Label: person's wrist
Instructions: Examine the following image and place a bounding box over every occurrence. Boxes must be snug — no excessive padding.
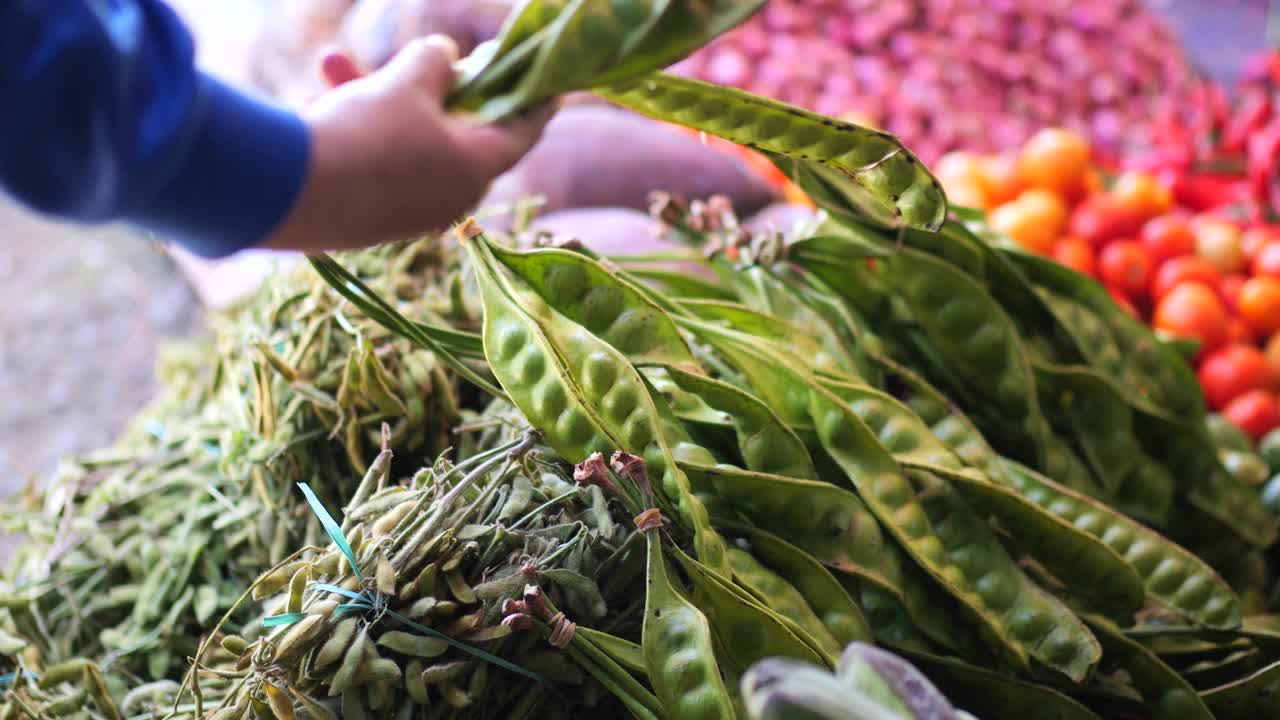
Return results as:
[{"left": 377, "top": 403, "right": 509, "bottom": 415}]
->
[{"left": 264, "top": 114, "right": 361, "bottom": 251}]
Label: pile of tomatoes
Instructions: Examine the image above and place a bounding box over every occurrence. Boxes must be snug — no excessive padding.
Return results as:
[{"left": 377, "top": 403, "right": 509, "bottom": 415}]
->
[{"left": 938, "top": 127, "right": 1280, "bottom": 440}]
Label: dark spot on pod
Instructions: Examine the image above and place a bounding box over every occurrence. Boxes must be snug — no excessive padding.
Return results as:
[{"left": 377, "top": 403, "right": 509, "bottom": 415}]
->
[
  {"left": 797, "top": 154, "right": 807, "bottom": 160},
  {"left": 781, "top": 107, "right": 807, "bottom": 118},
  {"left": 654, "top": 609, "right": 662, "bottom": 618},
  {"left": 894, "top": 208, "right": 903, "bottom": 216},
  {"left": 829, "top": 525, "right": 842, "bottom": 537},
  {"left": 890, "top": 195, "right": 899, "bottom": 202},
  {"left": 819, "top": 119, "right": 836, "bottom": 127},
  {"left": 904, "top": 156, "right": 916, "bottom": 165},
  {"left": 932, "top": 180, "right": 942, "bottom": 190}
]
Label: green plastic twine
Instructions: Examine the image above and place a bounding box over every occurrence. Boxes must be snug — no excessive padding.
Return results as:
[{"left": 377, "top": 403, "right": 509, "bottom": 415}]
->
[
  {"left": 263, "top": 483, "right": 546, "bottom": 686},
  {"left": 296, "top": 483, "right": 363, "bottom": 582},
  {"left": 261, "top": 614, "right": 307, "bottom": 628}
]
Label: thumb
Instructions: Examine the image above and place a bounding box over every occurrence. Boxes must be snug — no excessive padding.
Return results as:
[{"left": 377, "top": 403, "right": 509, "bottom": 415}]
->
[{"left": 385, "top": 34, "right": 461, "bottom": 100}]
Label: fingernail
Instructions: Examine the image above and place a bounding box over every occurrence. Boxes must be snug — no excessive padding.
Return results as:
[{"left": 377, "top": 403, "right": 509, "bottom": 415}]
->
[{"left": 424, "top": 34, "right": 460, "bottom": 64}]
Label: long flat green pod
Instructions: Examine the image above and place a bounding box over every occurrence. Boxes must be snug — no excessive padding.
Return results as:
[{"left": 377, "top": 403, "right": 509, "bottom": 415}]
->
[
  {"left": 808, "top": 385, "right": 1100, "bottom": 678},
  {"left": 878, "top": 247, "right": 1050, "bottom": 464},
  {"left": 890, "top": 359, "right": 1231, "bottom": 627},
  {"left": 1002, "top": 461, "right": 1241, "bottom": 630},
  {"left": 673, "top": 546, "right": 831, "bottom": 670},
  {"left": 1200, "top": 659, "right": 1280, "bottom": 719},
  {"left": 907, "top": 470, "right": 1101, "bottom": 682},
  {"left": 891, "top": 647, "right": 1102, "bottom": 720},
  {"left": 724, "top": 546, "right": 844, "bottom": 662},
  {"left": 485, "top": 242, "right": 701, "bottom": 373},
  {"left": 1005, "top": 249, "right": 1202, "bottom": 419},
  {"left": 680, "top": 461, "right": 903, "bottom": 596},
  {"left": 467, "top": 232, "right": 729, "bottom": 574},
  {"left": 1083, "top": 614, "right": 1214, "bottom": 720},
  {"left": 675, "top": 316, "right": 818, "bottom": 434},
  {"left": 599, "top": 73, "right": 946, "bottom": 231},
  {"left": 940, "top": 470, "right": 1145, "bottom": 616},
  {"left": 640, "top": 365, "right": 734, "bottom": 428},
  {"left": 652, "top": 363, "right": 817, "bottom": 480},
  {"left": 590, "top": 1, "right": 765, "bottom": 88},
  {"left": 451, "top": 1, "right": 764, "bottom": 120},
  {"left": 642, "top": 530, "right": 736, "bottom": 720},
  {"left": 722, "top": 523, "right": 872, "bottom": 647},
  {"left": 1034, "top": 362, "right": 1140, "bottom": 497}
]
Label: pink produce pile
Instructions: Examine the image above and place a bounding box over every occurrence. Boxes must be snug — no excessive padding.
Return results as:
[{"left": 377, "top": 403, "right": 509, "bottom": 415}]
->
[{"left": 672, "top": 0, "right": 1201, "bottom": 164}]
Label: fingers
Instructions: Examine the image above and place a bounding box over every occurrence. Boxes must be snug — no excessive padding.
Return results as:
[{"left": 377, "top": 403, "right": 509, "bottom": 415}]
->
[
  {"left": 385, "top": 34, "right": 461, "bottom": 100},
  {"left": 319, "top": 49, "right": 365, "bottom": 88},
  {"left": 459, "top": 99, "right": 560, "bottom": 176}
]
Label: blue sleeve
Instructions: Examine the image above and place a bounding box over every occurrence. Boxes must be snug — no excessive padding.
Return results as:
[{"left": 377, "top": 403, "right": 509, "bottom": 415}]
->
[{"left": 0, "top": 0, "right": 312, "bottom": 258}]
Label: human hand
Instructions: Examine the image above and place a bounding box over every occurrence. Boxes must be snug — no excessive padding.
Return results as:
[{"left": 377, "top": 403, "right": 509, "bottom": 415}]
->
[{"left": 264, "top": 35, "right": 555, "bottom": 252}]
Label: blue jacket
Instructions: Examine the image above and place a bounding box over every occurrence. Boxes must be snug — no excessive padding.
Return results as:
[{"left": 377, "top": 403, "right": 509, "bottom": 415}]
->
[{"left": 0, "top": 0, "right": 310, "bottom": 258}]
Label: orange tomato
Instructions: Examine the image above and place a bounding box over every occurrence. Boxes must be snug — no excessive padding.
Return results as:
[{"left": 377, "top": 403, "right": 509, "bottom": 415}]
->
[
  {"left": 1099, "top": 241, "right": 1153, "bottom": 296},
  {"left": 1016, "top": 188, "right": 1068, "bottom": 234},
  {"left": 1265, "top": 333, "right": 1280, "bottom": 378},
  {"left": 945, "top": 180, "right": 989, "bottom": 210},
  {"left": 1139, "top": 215, "right": 1196, "bottom": 265},
  {"left": 1153, "top": 282, "right": 1229, "bottom": 355},
  {"left": 1194, "top": 218, "right": 1247, "bottom": 274},
  {"left": 1053, "top": 237, "right": 1096, "bottom": 277},
  {"left": 976, "top": 154, "right": 1023, "bottom": 205},
  {"left": 1239, "top": 276, "right": 1280, "bottom": 335},
  {"left": 1222, "top": 389, "right": 1280, "bottom": 440},
  {"left": 935, "top": 151, "right": 986, "bottom": 188},
  {"left": 1198, "top": 344, "right": 1276, "bottom": 410},
  {"left": 1111, "top": 171, "right": 1172, "bottom": 221},
  {"left": 1151, "top": 256, "right": 1222, "bottom": 300},
  {"left": 1083, "top": 167, "right": 1104, "bottom": 195},
  {"left": 989, "top": 199, "right": 1057, "bottom": 255},
  {"left": 1017, "top": 128, "right": 1092, "bottom": 197}
]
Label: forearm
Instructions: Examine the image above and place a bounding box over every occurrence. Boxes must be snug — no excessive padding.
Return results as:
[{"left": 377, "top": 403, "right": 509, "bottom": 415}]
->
[{"left": 0, "top": 0, "right": 310, "bottom": 258}]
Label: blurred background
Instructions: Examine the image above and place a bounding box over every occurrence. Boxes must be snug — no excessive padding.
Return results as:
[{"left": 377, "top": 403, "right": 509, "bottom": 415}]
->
[{"left": 0, "top": 0, "right": 1275, "bottom": 499}]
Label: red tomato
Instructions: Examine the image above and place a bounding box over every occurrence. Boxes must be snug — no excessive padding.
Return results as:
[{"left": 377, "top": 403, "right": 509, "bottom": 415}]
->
[
  {"left": 1220, "top": 274, "right": 1248, "bottom": 312},
  {"left": 1098, "top": 242, "right": 1153, "bottom": 296},
  {"left": 1140, "top": 215, "right": 1196, "bottom": 265},
  {"left": 1053, "top": 237, "right": 1096, "bottom": 277},
  {"left": 1108, "top": 288, "right": 1140, "bottom": 318},
  {"left": 1070, "top": 195, "right": 1144, "bottom": 247},
  {"left": 1198, "top": 344, "right": 1276, "bottom": 409},
  {"left": 1222, "top": 389, "right": 1280, "bottom": 440},
  {"left": 1242, "top": 227, "right": 1278, "bottom": 258},
  {"left": 1153, "top": 282, "right": 1229, "bottom": 355},
  {"left": 1228, "top": 317, "right": 1255, "bottom": 344},
  {"left": 1252, "top": 241, "right": 1280, "bottom": 277},
  {"left": 1239, "top": 276, "right": 1280, "bottom": 335},
  {"left": 1151, "top": 257, "right": 1222, "bottom": 300}
]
